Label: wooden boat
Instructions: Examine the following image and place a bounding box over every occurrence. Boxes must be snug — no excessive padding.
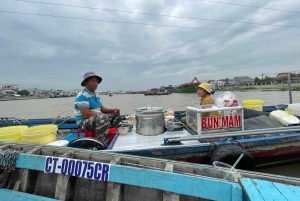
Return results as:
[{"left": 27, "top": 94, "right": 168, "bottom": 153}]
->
[
  {"left": 1, "top": 104, "right": 300, "bottom": 171},
  {"left": 143, "top": 90, "right": 171, "bottom": 96},
  {"left": 0, "top": 142, "right": 300, "bottom": 201}
]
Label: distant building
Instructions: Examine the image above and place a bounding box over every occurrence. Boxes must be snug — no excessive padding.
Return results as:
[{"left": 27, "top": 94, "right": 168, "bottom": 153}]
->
[
  {"left": 0, "top": 84, "right": 19, "bottom": 95},
  {"left": 28, "top": 88, "right": 39, "bottom": 96},
  {"left": 291, "top": 77, "right": 300, "bottom": 83},
  {"left": 215, "top": 80, "right": 226, "bottom": 88},
  {"left": 232, "top": 76, "right": 254, "bottom": 86},
  {"left": 276, "top": 73, "right": 288, "bottom": 78}
]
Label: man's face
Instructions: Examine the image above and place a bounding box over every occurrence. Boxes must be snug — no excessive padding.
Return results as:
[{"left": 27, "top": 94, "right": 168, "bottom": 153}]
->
[{"left": 85, "top": 77, "right": 99, "bottom": 92}]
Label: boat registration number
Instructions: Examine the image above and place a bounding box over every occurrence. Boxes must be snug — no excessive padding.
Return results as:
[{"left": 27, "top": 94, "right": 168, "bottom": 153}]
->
[{"left": 44, "top": 156, "right": 110, "bottom": 181}]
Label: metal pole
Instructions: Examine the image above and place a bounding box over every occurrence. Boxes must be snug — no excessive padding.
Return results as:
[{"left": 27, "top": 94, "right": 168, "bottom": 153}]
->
[
  {"left": 166, "top": 126, "right": 300, "bottom": 142},
  {"left": 288, "top": 73, "right": 292, "bottom": 104}
]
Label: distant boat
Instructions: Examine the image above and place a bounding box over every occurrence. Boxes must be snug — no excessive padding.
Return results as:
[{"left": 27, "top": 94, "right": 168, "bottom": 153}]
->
[
  {"left": 172, "top": 77, "right": 216, "bottom": 94},
  {"left": 109, "top": 93, "right": 113, "bottom": 96},
  {"left": 143, "top": 90, "right": 171, "bottom": 96},
  {"left": 172, "top": 77, "right": 200, "bottom": 93}
]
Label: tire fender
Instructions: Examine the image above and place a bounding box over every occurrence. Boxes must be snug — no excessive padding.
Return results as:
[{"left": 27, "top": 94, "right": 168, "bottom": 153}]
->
[{"left": 209, "top": 144, "right": 255, "bottom": 171}]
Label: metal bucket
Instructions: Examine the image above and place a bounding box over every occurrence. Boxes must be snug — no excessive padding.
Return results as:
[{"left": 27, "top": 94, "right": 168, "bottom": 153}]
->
[{"left": 135, "top": 111, "right": 165, "bottom": 136}]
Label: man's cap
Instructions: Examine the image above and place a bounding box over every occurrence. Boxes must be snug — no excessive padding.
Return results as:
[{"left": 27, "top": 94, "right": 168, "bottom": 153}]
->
[{"left": 81, "top": 72, "right": 102, "bottom": 86}]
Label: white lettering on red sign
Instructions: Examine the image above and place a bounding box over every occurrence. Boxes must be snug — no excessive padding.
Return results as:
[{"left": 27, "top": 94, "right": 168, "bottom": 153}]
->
[{"left": 201, "top": 115, "right": 241, "bottom": 129}]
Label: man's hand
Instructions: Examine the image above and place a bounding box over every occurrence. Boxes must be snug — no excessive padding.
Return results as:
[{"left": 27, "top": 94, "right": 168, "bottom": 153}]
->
[{"left": 113, "top": 108, "right": 120, "bottom": 114}]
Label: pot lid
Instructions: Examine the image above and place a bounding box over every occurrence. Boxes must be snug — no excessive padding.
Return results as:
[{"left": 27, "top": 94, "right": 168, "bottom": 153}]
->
[
  {"left": 135, "top": 106, "right": 164, "bottom": 112},
  {"left": 135, "top": 111, "right": 164, "bottom": 116}
]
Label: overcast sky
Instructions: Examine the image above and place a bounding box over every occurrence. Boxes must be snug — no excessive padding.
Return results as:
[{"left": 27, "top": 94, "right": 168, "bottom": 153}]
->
[{"left": 1, "top": 0, "right": 300, "bottom": 91}]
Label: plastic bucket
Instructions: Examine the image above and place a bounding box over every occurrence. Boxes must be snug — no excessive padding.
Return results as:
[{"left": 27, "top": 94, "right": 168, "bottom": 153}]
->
[
  {"left": 21, "top": 125, "right": 58, "bottom": 144},
  {"left": 0, "top": 125, "right": 28, "bottom": 142},
  {"left": 242, "top": 99, "right": 264, "bottom": 111},
  {"left": 108, "top": 128, "right": 118, "bottom": 145},
  {"left": 288, "top": 103, "right": 300, "bottom": 116}
]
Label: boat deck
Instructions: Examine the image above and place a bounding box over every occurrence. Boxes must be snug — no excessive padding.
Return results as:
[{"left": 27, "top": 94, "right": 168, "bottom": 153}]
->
[
  {"left": 63, "top": 127, "right": 201, "bottom": 151},
  {"left": 111, "top": 127, "right": 201, "bottom": 151},
  {"left": 240, "top": 178, "right": 300, "bottom": 201}
]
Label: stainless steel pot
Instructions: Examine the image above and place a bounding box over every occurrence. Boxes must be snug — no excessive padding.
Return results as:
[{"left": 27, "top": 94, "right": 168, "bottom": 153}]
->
[
  {"left": 135, "top": 106, "right": 164, "bottom": 113},
  {"left": 135, "top": 111, "right": 165, "bottom": 136}
]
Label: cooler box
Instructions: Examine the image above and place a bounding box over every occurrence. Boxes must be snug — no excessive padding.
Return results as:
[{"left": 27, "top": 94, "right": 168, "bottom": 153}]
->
[
  {"left": 186, "top": 105, "right": 244, "bottom": 135},
  {"left": 242, "top": 99, "right": 264, "bottom": 111}
]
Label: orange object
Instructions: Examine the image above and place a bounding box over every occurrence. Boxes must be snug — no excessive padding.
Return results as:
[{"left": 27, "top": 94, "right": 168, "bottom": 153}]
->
[
  {"left": 108, "top": 128, "right": 118, "bottom": 145},
  {"left": 77, "top": 129, "right": 96, "bottom": 139}
]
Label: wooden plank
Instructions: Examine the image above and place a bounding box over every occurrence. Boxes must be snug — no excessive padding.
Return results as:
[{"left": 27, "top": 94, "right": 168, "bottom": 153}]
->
[
  {"left": 239, "top": 178, "right": 264, "bottom": 201},
  {"left": 240, "top": 178, "right": 289, "bottom": 201},
  {"left": 109, "top": 164, "right": 243, "bottom": 201},
  {"left": 13, "top": 153, "right": 243, "bottom": 200},
  {"left": 106, "top": 156, "right": 122, "bottom": 201},
  {"left": 13, "top": 148, "right": 42, "bottom": 192},
  {"left": 163, "top": 163, "right": 179, "bottom": 201},
  {"left": 26, "top": 147, "right": 41, "bottom": 155},
  {"left": 54, "top": 151, "right": 75, "bottom": 201},
  {"left": 0, "top": 144, "right": 10, "bottom": 149},
  {"left": 15, "top": 153, "right": 45, "bottom": 171},
  {"left": 0, "top": 188, "right": 60, "bottom": 201},
  {"left": 268, "top": 181, "right": 300, "bottom": 201},
  {"left": 250, "top": 179, "right": 288, "bottom": 201}
]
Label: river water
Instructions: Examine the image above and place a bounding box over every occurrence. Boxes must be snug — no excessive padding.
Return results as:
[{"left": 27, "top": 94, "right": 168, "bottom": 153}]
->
[
  {"left": 1, "top": 90, "right": 299, "bottom": 118},
  {"left": 1, "top": 90, "right": 300, "bottom": 177}
]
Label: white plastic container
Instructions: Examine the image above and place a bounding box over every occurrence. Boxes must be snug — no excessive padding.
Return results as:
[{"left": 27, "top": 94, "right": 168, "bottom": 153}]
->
[
  {"left": 269, "top": 110, "right": 300, "bottom": 126},
  {"left": 47, "top": 140, "right": 69, "bottom": 146},
  {"left": 288, "top": 103, "right": 300, "bottom": 116}
]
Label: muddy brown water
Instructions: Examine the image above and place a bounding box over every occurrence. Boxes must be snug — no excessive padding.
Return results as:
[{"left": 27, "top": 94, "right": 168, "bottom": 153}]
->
[{"left": 1, "top": 91, "right": 300, "bottom": 178}]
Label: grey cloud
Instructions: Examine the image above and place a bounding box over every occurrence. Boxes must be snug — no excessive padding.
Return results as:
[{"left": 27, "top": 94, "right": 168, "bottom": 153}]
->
[{"left": 1, "top": 0, "right": 300, "bottom": 91}]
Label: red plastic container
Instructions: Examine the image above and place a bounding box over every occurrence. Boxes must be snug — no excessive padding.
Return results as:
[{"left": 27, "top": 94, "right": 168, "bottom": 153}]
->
[{"left": 108, "top": 128, "right": 118, "bottom": 145}]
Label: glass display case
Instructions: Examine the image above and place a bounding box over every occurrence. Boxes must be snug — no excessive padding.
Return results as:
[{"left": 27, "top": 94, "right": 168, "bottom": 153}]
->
[{"left": 186, "top": 105, "right": 244, "bottom": 135}]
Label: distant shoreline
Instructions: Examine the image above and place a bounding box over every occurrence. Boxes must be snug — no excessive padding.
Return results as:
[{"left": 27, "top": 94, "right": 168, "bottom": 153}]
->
[
  {"left": 0, "top": 96, "right": 68, "bottom": 101},
  {"left": 219, "top": 82, "right": 300, "bottom": 91},
  {"left": 1, "top": 83, "right": 300, "bottom": 101}
]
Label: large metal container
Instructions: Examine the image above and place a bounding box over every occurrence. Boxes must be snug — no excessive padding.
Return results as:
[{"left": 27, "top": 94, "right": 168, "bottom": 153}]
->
[
  {"left": 135, "top": 106, "right": 164, "bottom": 113},
  {"left": 135, "top": 111, "right": 165, "bottom": 136}
]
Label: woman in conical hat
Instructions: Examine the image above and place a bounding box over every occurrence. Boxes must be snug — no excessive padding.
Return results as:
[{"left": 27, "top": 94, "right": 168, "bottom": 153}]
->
[
  {"left": 195, "top": 83, "right": 214, "bottom": 105},
  {"left": 181, "top": 83, "right": 218, "bottom": 124},
  {"left": 195, "top": 83, "right": 219, "bottom": 118}
]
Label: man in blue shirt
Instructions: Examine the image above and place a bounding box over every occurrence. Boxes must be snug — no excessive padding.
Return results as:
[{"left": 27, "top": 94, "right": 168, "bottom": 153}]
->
[{"left": 74, "top": 72, "right": 120, "bottom": 143}]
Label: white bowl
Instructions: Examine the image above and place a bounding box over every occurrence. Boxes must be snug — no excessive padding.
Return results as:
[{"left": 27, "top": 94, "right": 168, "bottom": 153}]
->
[{"left": 119, "top": 127, "right": 129, "bottom": 135}]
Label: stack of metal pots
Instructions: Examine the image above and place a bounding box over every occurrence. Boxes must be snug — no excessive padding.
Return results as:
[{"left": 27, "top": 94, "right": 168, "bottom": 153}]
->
[{"left": 135, "top": 106, "right": 165, "bottom": 136}]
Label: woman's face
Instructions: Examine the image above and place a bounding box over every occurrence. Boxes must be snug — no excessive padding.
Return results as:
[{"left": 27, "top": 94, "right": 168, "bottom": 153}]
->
[{"left": 197, "top": 88, "right": 207, "bottom": 97}]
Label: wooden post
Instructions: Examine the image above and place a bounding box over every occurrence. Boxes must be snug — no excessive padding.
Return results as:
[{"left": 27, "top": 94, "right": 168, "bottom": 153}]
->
[
  {"left": 13, "top": 148, "right": 41, "bottom": 192},
  {"left": 106, "top": 156, "right": 122, "bottom": 201},
  {"left": 288, "top": 73, "right": 292, "bottom": 104},
  {"left": 163, "top": 162, "right": 180, "bottom": 201},
  {"left": 54, "top": 151, "right": 75, "bottom": 201}
]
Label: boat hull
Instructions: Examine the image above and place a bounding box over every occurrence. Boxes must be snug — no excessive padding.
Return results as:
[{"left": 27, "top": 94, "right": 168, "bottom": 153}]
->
[
  {"left": 172, "top": 85, "right": 197, "bottom": 93},
  {"left": 1, "top": 143, "right": 300, "bottom": 201},
  {"left": 1, "top": 105, "right": 299, "bottom": 170}
]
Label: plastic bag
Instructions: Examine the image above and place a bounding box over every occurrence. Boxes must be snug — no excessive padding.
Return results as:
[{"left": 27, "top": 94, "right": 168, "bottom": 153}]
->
[
  {"left": 165, "top": 108, "right": 174, "bottom": 116},
  {"left": 215, "top": 91, "right": 239, "bottom": 107}
]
